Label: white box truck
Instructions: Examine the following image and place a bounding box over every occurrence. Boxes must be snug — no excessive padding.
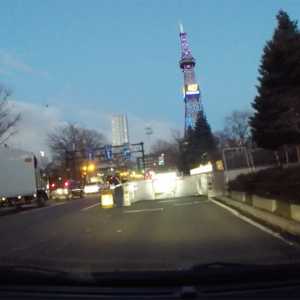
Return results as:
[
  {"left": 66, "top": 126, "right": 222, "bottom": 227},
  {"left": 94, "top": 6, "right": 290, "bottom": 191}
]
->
[{"left": 0, "top": 147, "right": 49, "bottom": 208}]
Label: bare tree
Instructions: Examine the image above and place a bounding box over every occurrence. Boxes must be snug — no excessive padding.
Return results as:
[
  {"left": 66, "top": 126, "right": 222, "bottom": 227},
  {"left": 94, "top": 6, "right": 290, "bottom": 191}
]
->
[
  {"left": 0, "top": 84, "right": 21, "bottom": 145},
  {"left": 222, "top": 110, "right": 253, "bottom": 147},
  {"left": 82, "top": 128, "right": 106, "bottom": 150},
  {"left": 112, "top": 156, "right": 132, "bottom": 170},
  {"left": 170, "top": 129, "right": 183, "bottom": 153},
  {"left": 150, "top": 139, "right": 172, "bottom": 154},
  {"left": 46, "top": 123, "right": 106, "bottom": 178}
]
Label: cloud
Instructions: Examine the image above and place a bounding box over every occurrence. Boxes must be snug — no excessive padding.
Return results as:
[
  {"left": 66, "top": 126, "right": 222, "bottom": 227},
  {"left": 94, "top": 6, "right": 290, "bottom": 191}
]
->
[
  {"left": 0, "top": 49, "right": 33, "bottom": 73},
  {"left": 7, "top": 101, "right": 62, "bottom": 157},
  {"left": 0, "top": 67, "right": 12, "bottom": 76},
  {"left": 5, "top": 100, "right": 180, "bottom": 160},
  {"left": 0, "top": 49, "right": 53, "bottom": 79}
]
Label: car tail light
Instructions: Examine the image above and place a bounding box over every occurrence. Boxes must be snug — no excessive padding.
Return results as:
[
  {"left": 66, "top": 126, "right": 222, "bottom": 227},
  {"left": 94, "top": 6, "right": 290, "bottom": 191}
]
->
[
  {"left": 64, "top": 182, "right": 69, "bottom": 187},
  {"left": 51, "top": 183, "right": 55, "bottom": 188}
]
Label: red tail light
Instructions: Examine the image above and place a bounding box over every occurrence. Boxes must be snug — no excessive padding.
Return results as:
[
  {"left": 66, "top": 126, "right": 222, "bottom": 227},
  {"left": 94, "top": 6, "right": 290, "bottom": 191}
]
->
[
  {"left": 64, "top": 182, "right": 69, "bottom": 187},
  {"left": 51, "top": 183, "right": 55, "bottom": 188}
]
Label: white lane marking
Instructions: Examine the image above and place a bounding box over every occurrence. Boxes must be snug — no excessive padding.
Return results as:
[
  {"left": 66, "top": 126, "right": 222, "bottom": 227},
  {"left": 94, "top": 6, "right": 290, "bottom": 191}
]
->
[
  {"left": 82, "top": 203, "right": 101, "bottom": 211},
  {"left": 158, "top": 200, "right": 177, "bottom": 203},
  {"left": 174, "top": 201, "right": 200, "bottom": 206},
  {"left": 123, "top": 208, "right": 163, "bottom": 213},
  {"left": 208, "top": 198, "right": 294, "bottom": 246},
  {"left": 20, "top": 203, "right": 65, "bottom": 214}
]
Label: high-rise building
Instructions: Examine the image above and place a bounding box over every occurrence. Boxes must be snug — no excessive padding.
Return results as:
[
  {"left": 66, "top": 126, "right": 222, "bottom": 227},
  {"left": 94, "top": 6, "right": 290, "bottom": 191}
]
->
[{"left": 111, "top": 115, "right": 129, "bottom": 146}]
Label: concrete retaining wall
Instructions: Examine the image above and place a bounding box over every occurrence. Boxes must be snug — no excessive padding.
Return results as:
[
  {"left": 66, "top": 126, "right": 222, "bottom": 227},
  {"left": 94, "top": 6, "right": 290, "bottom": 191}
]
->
[
  {"left": 291, "top": 204, "right": 300, "bottom": 222},
  {"left": 252, "top": 195, "right": 277, "bottom": 212},
  {"left": 231, "top": 191, "right": 246, "bottom": 202},
  {"left": 225, "top": 166, "right": 272, "bottom": 182},
  {"left": 214, "top": 195, "right": 300, "bottom": 236}
]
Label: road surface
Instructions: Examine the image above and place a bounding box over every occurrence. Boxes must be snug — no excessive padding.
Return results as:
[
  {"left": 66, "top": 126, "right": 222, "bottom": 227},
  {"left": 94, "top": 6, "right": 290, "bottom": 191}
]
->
[{"left": 0, "top": 195, "right": 299, "bottom": 272}]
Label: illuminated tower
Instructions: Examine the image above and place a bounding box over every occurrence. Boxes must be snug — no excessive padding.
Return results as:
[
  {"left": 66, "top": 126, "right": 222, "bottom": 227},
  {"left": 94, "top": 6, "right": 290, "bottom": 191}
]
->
[{"left": 179, "top": 23, "right": 204, "bottom": 135}]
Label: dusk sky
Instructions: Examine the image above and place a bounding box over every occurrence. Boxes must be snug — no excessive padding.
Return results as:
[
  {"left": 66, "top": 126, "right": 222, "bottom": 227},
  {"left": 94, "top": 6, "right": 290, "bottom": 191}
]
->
[{"left": 0, "top": 0, "right": 300, "bottom": 154}]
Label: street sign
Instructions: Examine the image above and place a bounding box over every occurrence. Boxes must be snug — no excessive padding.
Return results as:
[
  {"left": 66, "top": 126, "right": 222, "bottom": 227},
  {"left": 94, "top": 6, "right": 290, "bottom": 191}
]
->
[
  {"left": 87, "top": 147, "right": 94, "bottom": 161},
  {"left": 123, "top": 148, "right": 131, "bottom": 157},
  {"left": 122, "top": 143, "right": 131, "bottom": 157},
  {"left": 104, "top": 145, "right": 113, "bottom": 159},
  {"left": 158, "top": 156, "right": 164, "bottom": 165}
]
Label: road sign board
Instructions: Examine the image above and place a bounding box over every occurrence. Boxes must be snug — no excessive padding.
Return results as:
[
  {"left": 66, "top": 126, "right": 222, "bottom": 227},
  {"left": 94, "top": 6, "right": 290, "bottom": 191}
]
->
[
  {"left": 87, "top": 147, "right": 94, "bottom": 161},
  {"left": 158, "top": 156, "right": 164, "bottom": 165},
  {"left": 104, "top": 145, "right": 113, "bottom": 159},
  {"left": 123, "top": 148, "right": 131, "bottom": 157},
  {"left": 104, "top": 150, "right": 113, "bottom": 159}
]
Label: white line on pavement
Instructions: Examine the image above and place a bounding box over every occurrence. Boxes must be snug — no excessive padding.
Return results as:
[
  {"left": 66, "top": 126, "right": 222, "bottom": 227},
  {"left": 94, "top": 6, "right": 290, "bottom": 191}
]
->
[
  {"left": 123, "top": 208, "right": 163, "bottom": 213},
  {"left": 82, "top": 203, "right": 101, "bottom": 211},
  {"left": 20, "top": 203, "right": 65, "bottom": 214},
  {"left": 208, "top": 198, "right": 294, "bottom": 246},
  {"left": 158, "top": 200, "right": 177, "bottom": 203},
  {"left": 174, "top": 201, "right": 200, "bottom": 206}
]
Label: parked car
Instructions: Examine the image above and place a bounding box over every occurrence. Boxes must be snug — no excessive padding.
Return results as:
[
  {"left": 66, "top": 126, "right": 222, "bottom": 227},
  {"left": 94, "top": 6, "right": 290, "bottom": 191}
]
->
[
  {"left": 84, "top": 180, "right": 107, "bottom": 195},
  {"left": 50, "top": 180, "right": 84, "bottom": 200}
]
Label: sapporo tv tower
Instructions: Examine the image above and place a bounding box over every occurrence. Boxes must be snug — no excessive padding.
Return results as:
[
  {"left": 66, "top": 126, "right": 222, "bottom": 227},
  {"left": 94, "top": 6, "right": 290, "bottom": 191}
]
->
[{"left": 179, "top": 23, "right": 205, "bottom": 135}]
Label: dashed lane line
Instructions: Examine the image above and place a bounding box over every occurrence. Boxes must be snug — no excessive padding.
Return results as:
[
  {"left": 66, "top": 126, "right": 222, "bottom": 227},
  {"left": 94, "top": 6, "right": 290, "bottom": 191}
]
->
[
  {"left": 158, "top": 200, "right": 177, "bottom": 203},
  {"left": 208, "top": 198, "right": 294, "bottom": 246},
  {"left": 123, "top": 208, "right": 163, "bottom": 213},
  {"left": 81, "top": 203, "right": 101, "bottom": 211}
]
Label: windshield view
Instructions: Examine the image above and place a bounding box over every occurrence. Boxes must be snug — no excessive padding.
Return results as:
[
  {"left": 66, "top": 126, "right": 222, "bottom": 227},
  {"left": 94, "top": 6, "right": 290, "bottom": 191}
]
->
[{"left": 1, "top": 1, "right": 300, "bottom": 298}]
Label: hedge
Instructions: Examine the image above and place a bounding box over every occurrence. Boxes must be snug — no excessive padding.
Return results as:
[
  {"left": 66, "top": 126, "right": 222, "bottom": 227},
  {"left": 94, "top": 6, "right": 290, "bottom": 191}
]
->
[{"left": 227, "top": 166, "right": 300, "bottom": 204}]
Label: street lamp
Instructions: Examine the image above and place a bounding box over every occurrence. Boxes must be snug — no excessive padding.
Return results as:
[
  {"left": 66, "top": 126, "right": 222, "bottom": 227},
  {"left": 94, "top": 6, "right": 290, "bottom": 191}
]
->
[{"left": 88, "top": 165, "right": 95, "bottom": 171}]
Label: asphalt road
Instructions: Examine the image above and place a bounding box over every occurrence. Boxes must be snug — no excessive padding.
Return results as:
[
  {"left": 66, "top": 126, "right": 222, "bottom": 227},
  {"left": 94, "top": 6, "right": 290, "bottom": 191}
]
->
[{"left": 0, "top": 195, "right": 299, "bottom": 272}]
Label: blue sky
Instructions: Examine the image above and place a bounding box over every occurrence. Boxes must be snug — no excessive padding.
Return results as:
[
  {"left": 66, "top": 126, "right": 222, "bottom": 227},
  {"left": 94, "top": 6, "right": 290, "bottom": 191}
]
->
[{"left": 0, "top": 0, "right": 300, "bottom": 153}]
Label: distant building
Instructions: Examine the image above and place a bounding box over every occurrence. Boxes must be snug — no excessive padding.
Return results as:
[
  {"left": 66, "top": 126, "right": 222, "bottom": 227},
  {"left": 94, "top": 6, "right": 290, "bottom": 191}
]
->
[
  {"left": 111, "top": 115, "right": 129, "bottom": 146},
  {"left": 137, "top": 154, "right": 158, "bottom": 173},
  {"left": 36, "top": 151, "right": 50, "bottom": 169},
  {"left": 137, "top": 152, "right": 178, "bottom": 174}
]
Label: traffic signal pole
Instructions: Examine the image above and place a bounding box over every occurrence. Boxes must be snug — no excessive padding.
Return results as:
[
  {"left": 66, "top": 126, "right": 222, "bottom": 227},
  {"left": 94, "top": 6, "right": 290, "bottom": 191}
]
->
[
  {"left": 141, "top": 142, "right": 145, "bottom": 173},
  {"left": 65, "top": 142, "right": 146, "bottom": 176}
]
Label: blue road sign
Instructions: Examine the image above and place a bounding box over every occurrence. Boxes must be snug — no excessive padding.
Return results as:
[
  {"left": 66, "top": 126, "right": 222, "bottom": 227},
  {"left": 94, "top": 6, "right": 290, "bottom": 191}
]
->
[
  {"left": 87, "top": 147, "right": 94, "bottom": 161},
  {"left": 122, "top": 143, "right": 131, "bottom": 157},
  {"left": 123, "top": 148, "right": 131, "bottom": 157},
  {"left": 105, "top": 150, "right": 113, "bottom": 159},
  {"left": 104, "top": 145, "right": 113, "bottom": 159}
]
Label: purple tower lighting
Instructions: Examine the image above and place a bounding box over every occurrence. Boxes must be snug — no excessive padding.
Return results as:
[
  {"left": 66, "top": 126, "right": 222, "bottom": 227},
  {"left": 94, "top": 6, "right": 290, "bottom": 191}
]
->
[{"left": 179, "top": 23, "right": 205, "bottom": 135}]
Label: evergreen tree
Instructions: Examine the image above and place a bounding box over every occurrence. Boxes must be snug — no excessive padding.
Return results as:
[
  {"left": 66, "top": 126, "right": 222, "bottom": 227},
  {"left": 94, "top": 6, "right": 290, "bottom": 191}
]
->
[
  {"left": 250, "top": 10, "right": 300, "bottom": 150},
  {"left": 186, "top": 113, "right": 217, "bottom": 169}
]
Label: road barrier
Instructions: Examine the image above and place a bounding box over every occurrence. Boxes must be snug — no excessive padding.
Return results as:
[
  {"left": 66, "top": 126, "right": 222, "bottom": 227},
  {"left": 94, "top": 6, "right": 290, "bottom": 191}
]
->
[
  {"left": 101, "top": 190, "right": 114, "bottom": 209},
  {"left": 124, "top": 172, "right": 225, "bottom": 203}
]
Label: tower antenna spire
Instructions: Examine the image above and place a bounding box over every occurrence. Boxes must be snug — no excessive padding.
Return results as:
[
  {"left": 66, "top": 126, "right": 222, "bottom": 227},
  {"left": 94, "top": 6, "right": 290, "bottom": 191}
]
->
[
  {"left": 179, "top": 26, "right": 206, "bottom": 136},
  {"left": 180, "top": 22, "right": 184, "bottom": 33}
]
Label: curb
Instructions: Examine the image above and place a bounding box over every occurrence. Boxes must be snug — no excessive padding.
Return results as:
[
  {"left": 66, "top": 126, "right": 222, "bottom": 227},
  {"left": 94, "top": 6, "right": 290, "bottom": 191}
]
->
[{"left": 214, "top": 195, "right": 300, "bottom": 236}]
